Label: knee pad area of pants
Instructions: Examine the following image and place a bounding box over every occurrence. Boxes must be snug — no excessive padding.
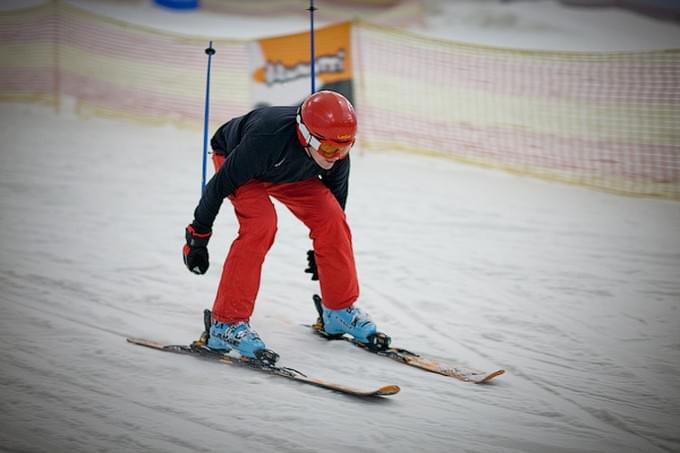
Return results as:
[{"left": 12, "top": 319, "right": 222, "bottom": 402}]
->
[{"left": 238, "top": 212, "right": 277, "bottom": 251}]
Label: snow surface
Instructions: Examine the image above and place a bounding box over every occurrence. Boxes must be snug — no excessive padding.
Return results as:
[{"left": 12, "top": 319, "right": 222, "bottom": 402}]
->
[
  {"left": 1, "top": 1, "right": 680, "bottom": 452},
  {"left": 1, "top": 102, "right": 679, "bottom": 452},
  {"left": 416, "top": 0, "right": 680, "bottom": 51}
]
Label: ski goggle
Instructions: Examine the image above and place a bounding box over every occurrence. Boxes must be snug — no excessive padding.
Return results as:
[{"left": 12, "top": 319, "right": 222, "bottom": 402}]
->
[{"left": 296, "top": 114, "right": 354, "bottom": 161}]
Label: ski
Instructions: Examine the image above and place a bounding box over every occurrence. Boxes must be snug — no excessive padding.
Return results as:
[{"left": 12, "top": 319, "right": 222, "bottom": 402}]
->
[
  {"left": 126, "top": 337, "right": 400, "bottom": 398},
  {"left": 310, "top": 295, "right": 505, "bottom": 384}
]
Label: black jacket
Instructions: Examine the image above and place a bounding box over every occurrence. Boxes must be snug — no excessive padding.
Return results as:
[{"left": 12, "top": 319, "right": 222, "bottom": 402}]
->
[{"left": 192, "top": 106, "right": 350, "bottom": 232}]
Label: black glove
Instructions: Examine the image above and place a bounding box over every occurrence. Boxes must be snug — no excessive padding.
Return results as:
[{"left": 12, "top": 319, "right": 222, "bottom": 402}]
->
[
  {"left": 183, "top": 224, "right": 212, "bottom": 275},
  {"left": 305, "top": 249, "right": 319, "bottom": 281}
]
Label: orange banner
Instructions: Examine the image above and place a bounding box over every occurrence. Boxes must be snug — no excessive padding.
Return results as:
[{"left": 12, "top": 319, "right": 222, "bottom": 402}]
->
[{"left": 249, "top": 22, "right": 353, "bottom": 108}]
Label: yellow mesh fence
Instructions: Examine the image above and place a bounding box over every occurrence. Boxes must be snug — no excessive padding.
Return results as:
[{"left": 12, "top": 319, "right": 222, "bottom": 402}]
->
[
  {"left": 0, "top": 3, "right": 59, "bottom": 107},
  {"left": 0, "top": 2, "right": 250, "bottom": 130},
  {"left": 353, "top": 22, "right": 680, "bottom": 199},
  {"left": 1, "top": 3, "right": 678, "bottom": 199}
]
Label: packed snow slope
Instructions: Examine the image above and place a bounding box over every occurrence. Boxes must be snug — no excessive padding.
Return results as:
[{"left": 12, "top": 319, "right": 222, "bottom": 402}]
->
[
  {"left": 1, "top": 102, "right": 679, "bottom": 453},
  {"left": 2, "top": 1, "right": 680, "bottom": 451}
]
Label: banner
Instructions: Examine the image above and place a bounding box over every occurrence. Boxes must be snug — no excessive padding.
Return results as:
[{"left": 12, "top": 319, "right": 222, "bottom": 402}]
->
[{"left": 249, "top": 22, "right": 353, "bottom": 108}]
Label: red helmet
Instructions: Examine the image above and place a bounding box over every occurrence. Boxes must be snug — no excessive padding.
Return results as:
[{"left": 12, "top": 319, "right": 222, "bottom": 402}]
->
[{"left": 296, "top": 91, "right": 357, "bottom": 161}]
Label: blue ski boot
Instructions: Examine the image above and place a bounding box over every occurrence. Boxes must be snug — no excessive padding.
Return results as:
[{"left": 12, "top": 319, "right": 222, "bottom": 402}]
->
[
  {"left": 313, "top": 295, "right": 391, "bottom": 350},
  {"left": 207, "top": 320, "right": 273, "bottom": 361},
  {"left": 322, "top": 305, "right": 377, "bottom": 343}
]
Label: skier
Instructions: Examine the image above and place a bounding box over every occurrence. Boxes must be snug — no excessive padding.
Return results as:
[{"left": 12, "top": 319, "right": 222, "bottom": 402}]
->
[{"left": 182, "top": 90, "right": 378, "bottom": 360}]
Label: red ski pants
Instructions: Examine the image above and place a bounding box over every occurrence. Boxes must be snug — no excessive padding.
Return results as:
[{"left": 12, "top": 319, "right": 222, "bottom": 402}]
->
[{"left": 210, "top": 157, "right": 359, "bottom": 323}]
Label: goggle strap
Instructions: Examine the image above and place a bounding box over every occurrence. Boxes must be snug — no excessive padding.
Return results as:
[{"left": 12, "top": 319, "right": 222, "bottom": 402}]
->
[{"left": 296, "top": 113, "right": 321, "bottom": 151}]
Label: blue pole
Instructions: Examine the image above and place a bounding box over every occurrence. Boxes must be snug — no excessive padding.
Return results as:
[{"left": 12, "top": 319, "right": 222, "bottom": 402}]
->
[
  {"left": 308, "top": 0, "right": 317, "bottom": 94},
  {"left": 202, "top": 41, "right": 215, "bottom": 194}
]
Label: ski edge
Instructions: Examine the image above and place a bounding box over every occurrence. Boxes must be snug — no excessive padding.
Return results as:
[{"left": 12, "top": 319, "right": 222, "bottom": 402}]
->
[
  {"left": 397, "top": 352, "right": 506, "bottom": 384},
  {"left": 127, "top": 337, "right": 174, "bottom": 350},
  {"left": 296, "top": 377, "right": 401, "bottom": 397},
  {"left": 305, "top": 325, "right": 506, "bottom": 384},
  {"left": 126, "top": 337, "right": 400, "bottom": 398}
]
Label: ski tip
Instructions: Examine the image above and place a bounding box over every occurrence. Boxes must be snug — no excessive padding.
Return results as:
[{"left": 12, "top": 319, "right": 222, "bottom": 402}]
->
[
  {"left": 377, "top": 384, "right": 401, "bottom": 396},
  {"left": 126, "top": 337, "right": 165, "bottom": 349},
  {"left": 476, "top": 369, "right": 506, "bottom": 384}
]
